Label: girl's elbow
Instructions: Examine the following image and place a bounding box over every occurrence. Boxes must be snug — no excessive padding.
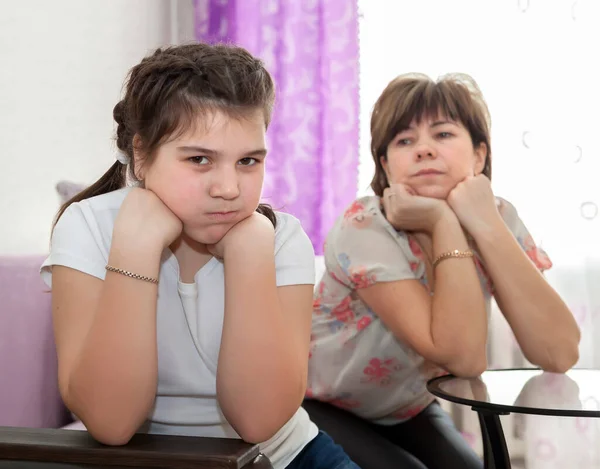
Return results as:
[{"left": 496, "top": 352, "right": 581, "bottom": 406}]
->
[
  {"left": 231, "top": 404, "right": 296, "bottom": 443},
  {"left": 72, "top": 399, "right": 147, "bottom": 446},
  {"left": 92, "top": 430, "right": 134, "bottom": 447},
  {"left": 230, "top": 390, "right": 304, "bottom": 443},
  {"left": 235, "top": 420, "right": 280, "bottom": 444},
  {"left": 84, "top": 418, "right": 138, "bottom": 446}
]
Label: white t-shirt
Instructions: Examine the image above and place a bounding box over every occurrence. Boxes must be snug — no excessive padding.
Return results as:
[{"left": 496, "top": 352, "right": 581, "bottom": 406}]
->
[{"left": 41, "top": 187, "right": 318, "bottom": 469}]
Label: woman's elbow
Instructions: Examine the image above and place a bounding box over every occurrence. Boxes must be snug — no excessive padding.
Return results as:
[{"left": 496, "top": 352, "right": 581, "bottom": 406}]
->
[
  {"left": 445, "top": 353, "right": 487, "bottom": 378},
  {"left": 539, "top": 345, "right": 580, "bottom": 374}
]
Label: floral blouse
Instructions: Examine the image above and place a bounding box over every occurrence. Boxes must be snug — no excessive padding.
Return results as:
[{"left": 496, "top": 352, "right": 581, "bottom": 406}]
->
[{"left": 307, "top": 196, "right": 552, "bottom": 424}]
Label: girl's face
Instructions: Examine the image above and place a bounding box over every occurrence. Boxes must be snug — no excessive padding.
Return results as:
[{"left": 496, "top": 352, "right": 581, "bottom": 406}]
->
[
  {"left": 139, "top": 109, "right": 266, "bottom": 245},
  {"left": 381, "top": 114, "right": 487, "bottom": 199}
]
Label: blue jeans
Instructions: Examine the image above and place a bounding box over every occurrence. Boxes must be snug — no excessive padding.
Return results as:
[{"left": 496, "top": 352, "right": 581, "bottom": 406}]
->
[{"left": 286, "top": 430, "right": 362, "bottom": 469}]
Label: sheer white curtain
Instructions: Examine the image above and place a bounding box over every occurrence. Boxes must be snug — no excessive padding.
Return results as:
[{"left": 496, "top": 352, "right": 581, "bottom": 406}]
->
[{"left": 358, "top": 1, "right": 600, "bottom": 466}]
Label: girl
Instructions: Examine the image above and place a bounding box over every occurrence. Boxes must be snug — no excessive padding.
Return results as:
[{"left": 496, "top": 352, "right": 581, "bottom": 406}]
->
[
  {"left": 41, "top": 43, "right": 360, "bottom": 469},
  {"left": 304, "top": 73, "right": 581, "bottom": 469}
]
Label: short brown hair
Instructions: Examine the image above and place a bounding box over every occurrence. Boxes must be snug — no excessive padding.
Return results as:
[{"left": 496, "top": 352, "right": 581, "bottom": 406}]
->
[{"left": 370, "top": 73, "right": 492, "bottom": 196}]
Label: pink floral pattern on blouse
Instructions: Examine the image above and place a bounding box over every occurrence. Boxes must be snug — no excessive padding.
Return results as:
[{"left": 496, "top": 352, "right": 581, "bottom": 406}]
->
[{"left": 307, "top": 196, "right": 551, "bottom": 424}]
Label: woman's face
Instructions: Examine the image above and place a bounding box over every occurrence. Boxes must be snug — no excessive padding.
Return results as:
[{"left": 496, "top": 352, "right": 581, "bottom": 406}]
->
[{"left": 382, "top": 115, "right": 487, "bottom": 199}]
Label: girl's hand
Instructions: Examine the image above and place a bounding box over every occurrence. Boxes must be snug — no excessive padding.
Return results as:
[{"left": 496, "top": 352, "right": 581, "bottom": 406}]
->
[
  {"left": 447, "top": 175, "right": 503, "bottom": 237},
  {"left": 207, "top": 211, "right": 275, "bottom": 260},
  {"left": 382, "top": 184, "right": 454, "bottom": 233},
  {"left": 113, "top": 187, "right": 183, "bottom": 251}
]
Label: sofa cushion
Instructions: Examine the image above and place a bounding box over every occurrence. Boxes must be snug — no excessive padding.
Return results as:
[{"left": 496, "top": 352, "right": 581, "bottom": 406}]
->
[
  {"left": 56, "top": 181, "right": 85, "bottom": 203},
  {"left": 0, "top": 255, "right": 70, "bottom": 428}
]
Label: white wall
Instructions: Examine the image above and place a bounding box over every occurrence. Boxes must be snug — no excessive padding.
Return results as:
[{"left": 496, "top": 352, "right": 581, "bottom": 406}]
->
[{"left": 0, "top": 0, "right": 195, "bottom": 255}]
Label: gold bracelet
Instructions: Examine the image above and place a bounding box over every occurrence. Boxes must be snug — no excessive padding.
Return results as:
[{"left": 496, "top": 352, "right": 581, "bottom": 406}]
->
[
  {"left": 432, "top": 250, "right": 474, "bottom": 269},
  {"left": 105, "top": 265, "right": 159, "bottom": 284}
]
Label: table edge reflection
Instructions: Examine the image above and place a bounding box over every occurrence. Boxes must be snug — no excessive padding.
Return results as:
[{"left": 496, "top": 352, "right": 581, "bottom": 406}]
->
[{"left": 426, "top": 367, "right": 600, "bottom": 418}]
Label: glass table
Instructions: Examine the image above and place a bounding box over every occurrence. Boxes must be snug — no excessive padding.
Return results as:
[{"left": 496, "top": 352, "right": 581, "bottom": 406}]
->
[{"left": 427, "top": 368, "right": 600, "bottom": 469}]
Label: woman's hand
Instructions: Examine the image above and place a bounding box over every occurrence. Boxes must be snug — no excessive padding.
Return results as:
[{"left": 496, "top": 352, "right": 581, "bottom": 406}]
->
[
  {"left": 382, "top": 184, "right": 454, "bottom": 233},
  {"left": 447, "top": 175, "right": 503, "bottom": 238}
]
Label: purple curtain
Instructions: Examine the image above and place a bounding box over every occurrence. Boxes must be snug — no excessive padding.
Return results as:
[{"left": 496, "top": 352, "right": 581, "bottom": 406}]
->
[{"left": 194, "top": 0, "right": 359, "bottom": 254}]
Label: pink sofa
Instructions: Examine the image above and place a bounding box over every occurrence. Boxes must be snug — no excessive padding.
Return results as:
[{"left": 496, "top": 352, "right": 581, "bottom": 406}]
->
[{"left": 0, "top": 255, "right": 72, "bottom": 429}]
